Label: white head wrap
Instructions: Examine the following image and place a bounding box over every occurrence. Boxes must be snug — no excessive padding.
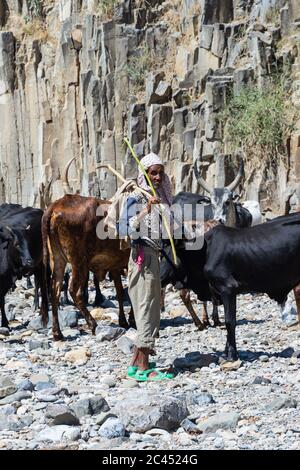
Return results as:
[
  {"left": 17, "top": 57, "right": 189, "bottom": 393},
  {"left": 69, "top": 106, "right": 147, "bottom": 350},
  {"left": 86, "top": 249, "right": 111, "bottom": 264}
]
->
[{"left": 137, "top": 153, "right": 173, "bottom": 206}]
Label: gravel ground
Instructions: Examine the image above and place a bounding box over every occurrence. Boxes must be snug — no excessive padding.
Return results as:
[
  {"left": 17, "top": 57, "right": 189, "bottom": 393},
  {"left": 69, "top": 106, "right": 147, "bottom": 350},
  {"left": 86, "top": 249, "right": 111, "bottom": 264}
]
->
[{"left": 0, "top": 278, "right": 299, "bottom": 450}]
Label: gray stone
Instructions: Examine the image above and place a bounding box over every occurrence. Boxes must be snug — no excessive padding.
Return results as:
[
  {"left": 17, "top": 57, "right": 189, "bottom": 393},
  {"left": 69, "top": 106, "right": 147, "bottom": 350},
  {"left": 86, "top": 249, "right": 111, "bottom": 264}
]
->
[
  {"left": 36, "top": 425, "right": 81, "bottom": 442},
  {"left": 148, "top": 81, "right": 172, "bottom": 105},
  {"left": 28, "top": 311, "right": 78, "bottom": 330},
  {"left": 266, "top": 397, "right": 298, "bottom": 412},
  {"left": 72, "top": 396, "right": 110, "bottom": 418},
  {"left": 46, "top": 404, "right": 80, "bottom": 426},
  {"left": 0, "top": 390, "right": 31, "bottom": 405},
  {"left": 181, "top": 418, "right": 203, "bottom": 434},
  {"left": 191, "top": 393, "right": 215, "bottom": 406},
  {"left": 0, "top": 405, "right": 15, "bottom": 416},
  {"left": 98, "top": 417, "right": 126, "bottom": 439},
  {"left": 35, "top": 382, "right": 56, "bottom": 391},
  {"left": 200, "top": 25, "right": 214, "bottom": 50},
  {"left": 30, "top": 374, "right": 50, "bottom": 385},
  {"left": 28, "top": 339, "right": 50, "bottom": 351},
  {"left": 0, "top": 376, "right": 17, "bottom": 399},
  {"left": 252, "top": 376, "right": 271, "bottom": 385},
  {"left": 95, "top": 412, "right": 118, "bottom": 426},
  {"left": 17, "top": 379, "right": 34, "bottom": 392},
  {"left": 115, "top": 391, "right": 189, "bottom": 432},
  {"left": 95, "top": 325, "right": 126, "bottom": 341},
  {"left": 259, "top": 355, "right": 269, "bottom": 362},
  {"left": 0, "top": 327, "right": 9, "bottom": 336},
  {"left": 116, "top": 335, "right": 135, "bottom": 354},
  {"left": 198, "top": 412, "right": 241, "bottom": 433}
]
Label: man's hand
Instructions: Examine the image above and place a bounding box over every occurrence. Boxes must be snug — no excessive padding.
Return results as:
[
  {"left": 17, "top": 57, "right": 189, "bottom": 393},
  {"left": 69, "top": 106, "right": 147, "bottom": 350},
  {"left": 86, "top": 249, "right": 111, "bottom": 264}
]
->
[{"left": 146, "top": 196, "right": 161, "bottom": 213}]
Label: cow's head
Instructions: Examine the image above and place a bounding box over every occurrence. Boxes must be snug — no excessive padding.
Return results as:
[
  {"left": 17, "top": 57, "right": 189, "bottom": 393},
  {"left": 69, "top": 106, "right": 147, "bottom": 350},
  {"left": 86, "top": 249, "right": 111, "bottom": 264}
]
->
[
  {"left": 0, "top": 225, "right": 34, "bottom": 275},
  {"left": 193, "top": 159, "right": 244, "bottom": 226}
]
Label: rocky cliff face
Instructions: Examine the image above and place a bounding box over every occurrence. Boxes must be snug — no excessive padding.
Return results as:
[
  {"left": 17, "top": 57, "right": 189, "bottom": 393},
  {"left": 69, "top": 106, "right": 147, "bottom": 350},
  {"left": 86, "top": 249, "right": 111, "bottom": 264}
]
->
[{"left": 0, "top": 0, "right": 300, "bottom": 215}]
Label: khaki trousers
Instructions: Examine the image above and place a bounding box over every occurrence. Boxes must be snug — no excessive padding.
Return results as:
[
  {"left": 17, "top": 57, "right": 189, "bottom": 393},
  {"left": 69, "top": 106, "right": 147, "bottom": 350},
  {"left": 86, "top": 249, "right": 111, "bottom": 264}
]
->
[{"left": 128, "top": 245, "right": 161, "bottom": 349}]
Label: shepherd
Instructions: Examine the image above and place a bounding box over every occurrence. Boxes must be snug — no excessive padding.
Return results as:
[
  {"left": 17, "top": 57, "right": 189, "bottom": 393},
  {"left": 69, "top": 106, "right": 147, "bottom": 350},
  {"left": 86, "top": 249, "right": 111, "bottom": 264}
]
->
[{"left": 119, "top": 152, "right": 175, "bottom": 381}]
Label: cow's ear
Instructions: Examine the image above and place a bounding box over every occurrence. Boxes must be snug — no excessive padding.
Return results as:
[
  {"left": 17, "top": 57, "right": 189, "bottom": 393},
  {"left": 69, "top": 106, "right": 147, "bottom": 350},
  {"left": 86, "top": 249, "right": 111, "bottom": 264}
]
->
[
  {"left": 4, "top": 226, "right": 15, "bottom": 240},
  {"left": 0, "top": 240, "right": 9, "bottom": 249},
  {"left": 0, "top": 226, "right": 13, "bottom": 242}
]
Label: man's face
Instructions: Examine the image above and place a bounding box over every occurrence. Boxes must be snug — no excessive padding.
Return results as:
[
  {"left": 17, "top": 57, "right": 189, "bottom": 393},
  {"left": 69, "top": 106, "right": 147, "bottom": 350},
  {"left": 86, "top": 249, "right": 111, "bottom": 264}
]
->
[{"left": 147, "top": 164, "right": 164, "bottom": 189}]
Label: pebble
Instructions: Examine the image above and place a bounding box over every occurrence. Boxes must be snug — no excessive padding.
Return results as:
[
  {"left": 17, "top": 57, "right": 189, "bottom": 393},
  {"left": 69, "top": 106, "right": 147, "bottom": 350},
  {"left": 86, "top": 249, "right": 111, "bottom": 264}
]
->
[{"left": 0, "top": 281, "right": 299, "bottom": 449}]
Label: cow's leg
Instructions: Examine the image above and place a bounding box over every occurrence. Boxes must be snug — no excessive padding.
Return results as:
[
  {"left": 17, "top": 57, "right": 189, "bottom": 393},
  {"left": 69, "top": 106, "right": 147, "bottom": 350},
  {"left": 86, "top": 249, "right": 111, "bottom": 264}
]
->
[
  {"left": 34, "top": 263, "right": 49, "bottom": 327},
  {"left": 222, "top": 293, "right": 238, "bottom": 361},
  {"left": 69, "top": 265, "right": 97, "bottom": 334},
  {"left": 110, "top": 270, "right": 129, "bottom": 329},
  {"left": 212, "top": 303, "right": 222, "bottom": 327},
  {"left": 93, "top": 274, "right": 105, "bottom": 307},
  {"left": 201, "top": 302, "right": 211, "bottom": 327},
  {"left": 0, "top": 296, "right": 9, "bottom": 329},
  {"left": 160, "top": 287, "right": 166, "bottom": 312},
  {"left": 293, "top": 285, "right": 300, "bottom": 324},
  {"left": 180, "top": 289, "right": 205, "bottom": 330},
  {"left": 83, "top": 275, "right": 89, "bottom": 305},
  {"left": 33, "top": 275, "right": 39, "bottom": 311},
  {"left": 62, "top": 272, "right": 71, "bottom": 306},
  {"left": 26, "top": 276, "right": 33, "bottom": 289},
  {"left": 51, "top": 257, "right": 66, "bottom": 341}
]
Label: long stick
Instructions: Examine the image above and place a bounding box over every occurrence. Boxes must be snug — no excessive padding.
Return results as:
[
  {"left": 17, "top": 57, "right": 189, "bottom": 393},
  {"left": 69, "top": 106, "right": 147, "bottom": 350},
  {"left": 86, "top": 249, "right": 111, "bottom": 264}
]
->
[
  {"left": 98, "top": 161, "right": 177, "bottom": 265},
  {"left": 123, "top": 138, "right": 177, "bottom": 265}
]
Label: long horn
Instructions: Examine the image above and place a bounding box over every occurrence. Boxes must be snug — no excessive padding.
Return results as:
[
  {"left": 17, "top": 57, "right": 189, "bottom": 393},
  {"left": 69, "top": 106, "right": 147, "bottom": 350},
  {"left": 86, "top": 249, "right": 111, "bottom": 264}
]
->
[
  {"left": 226, "top": 159, "right": 244, "bottom": 191},
  {"left": 63, "top": 157, "right": 76, "bottom": 194},
  {"left": 44, "top": 176, "right": 53, "bottom": 208},
  {"left": 193, "top": 161, "right": 212, "bottom": 194}
]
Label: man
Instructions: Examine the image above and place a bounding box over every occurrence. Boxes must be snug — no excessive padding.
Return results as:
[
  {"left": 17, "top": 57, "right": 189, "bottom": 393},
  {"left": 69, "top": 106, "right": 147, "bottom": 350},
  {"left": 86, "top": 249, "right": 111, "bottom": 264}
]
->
[{"left": 119, "top": 153, "right": 174, "bottom": 381}]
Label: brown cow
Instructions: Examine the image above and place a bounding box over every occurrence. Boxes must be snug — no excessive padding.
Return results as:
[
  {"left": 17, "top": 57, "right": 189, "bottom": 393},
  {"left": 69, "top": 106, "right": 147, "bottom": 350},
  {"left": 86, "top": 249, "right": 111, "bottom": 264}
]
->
[{"left": 42, "top": 194, "right": 133, "bottom": 341}]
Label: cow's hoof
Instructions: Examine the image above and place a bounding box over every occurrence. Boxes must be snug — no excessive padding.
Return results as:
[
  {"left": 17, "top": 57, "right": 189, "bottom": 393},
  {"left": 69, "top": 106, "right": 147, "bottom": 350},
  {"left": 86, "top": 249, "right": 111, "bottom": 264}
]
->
[
  {"left": 224, "top": 352, "right": 238, "bottom": 362},
  {"left": 53, "top": 333, "right": 65, "bottom": 341},
  {"left": 212, "top": 321, "right": 222, "bottom": 328},
  {"left": 195, "top": 322, "right": 206, "bottom": 331},
  {"left": 129, "top": 319, "right": 137, "bottom": 329},
  {"left": 120, "top": 321, "right": 130, "bottom": 330}
]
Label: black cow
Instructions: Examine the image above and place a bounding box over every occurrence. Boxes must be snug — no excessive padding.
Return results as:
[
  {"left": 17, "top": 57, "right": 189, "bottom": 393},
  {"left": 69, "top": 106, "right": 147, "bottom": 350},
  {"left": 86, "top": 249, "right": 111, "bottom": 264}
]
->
[
  {"left": 0, "top": 204, "right": 48, "bottom": 328},
  {"left": 160, "top": 204, "right": 220, "bottom": 330},
  {"left": 204, "top": 212, "right": 300, "bottom": 361}
]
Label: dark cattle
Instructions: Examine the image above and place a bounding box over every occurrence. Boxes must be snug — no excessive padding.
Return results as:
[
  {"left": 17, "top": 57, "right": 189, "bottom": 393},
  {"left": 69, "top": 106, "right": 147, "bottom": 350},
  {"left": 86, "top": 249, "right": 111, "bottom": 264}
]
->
[
  {"left": 160, "top": 220, "right": 220, "bottom": 330},
  {"left": 204, "top": 212, "right": 300, "bottom": 361},
  {"left": 42, "top": 194, "right": 133, "bottom": 341},
  {"left": 193, "top": 159, "right": 262, "bottom": 227},
  {"left": 160, "top": 190, "right": 219, "bottom": 328},
  {"left": 0, "top": 204, "right": 48, "bottom": 328}
]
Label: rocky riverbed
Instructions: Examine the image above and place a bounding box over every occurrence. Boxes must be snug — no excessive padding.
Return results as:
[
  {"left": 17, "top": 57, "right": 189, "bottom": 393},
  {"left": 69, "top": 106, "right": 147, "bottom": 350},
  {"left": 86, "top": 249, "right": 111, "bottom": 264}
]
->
[{"left": 0, "top": 278, "right": 299, "bottom": 450}]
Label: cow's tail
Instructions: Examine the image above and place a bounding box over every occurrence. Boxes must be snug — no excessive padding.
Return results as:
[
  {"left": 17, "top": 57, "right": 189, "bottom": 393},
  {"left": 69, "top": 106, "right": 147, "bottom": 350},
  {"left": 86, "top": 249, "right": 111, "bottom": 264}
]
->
[{"left": 41, "top": 206, "right": 52, "bottom": 326}]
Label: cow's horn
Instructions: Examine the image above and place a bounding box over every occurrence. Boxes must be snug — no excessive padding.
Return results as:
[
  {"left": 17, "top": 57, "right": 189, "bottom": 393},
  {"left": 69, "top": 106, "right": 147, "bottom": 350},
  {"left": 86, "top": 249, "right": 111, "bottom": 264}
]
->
[
  {"left": 63, "top": 157, "right": 76, "bottom": 194},
  {"left": 226, "top": 159, "right": 244, "bottom": 191},
  {"left": 5, "top": 225, "right": 13, "bottom": 234},
  {"left": 44, "top": 176, "right": 53, "bottom": 208},
  {"left": 193, "top": 161, "right": 212, "bottom": 194},
  {"left": 25, "top": 225, "right": 31, "bottom": 230}
]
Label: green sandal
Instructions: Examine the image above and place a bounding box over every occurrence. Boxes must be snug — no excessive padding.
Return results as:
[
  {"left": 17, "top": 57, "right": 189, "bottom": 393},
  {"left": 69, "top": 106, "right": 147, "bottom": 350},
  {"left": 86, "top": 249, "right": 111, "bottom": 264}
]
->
[
  {"left": 127, "top": 367, "right": 175, "bottom": 381},
  {"left": 127, "top": 363, "right": 156, "bottom": 378}
]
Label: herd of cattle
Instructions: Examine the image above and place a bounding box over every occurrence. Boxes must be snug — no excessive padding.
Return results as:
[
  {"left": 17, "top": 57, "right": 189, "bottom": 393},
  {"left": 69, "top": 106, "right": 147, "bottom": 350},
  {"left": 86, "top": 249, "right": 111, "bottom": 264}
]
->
[{"left": 1, "top": 160, "right": 300, "bottom": 362}]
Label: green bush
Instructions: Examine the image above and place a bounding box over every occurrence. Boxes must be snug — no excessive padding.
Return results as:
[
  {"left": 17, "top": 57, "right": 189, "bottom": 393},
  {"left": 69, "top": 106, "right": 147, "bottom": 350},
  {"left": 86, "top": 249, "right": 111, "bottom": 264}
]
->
[
  {"left": 95, "top": 0, "right": 118, "bottom": 18},
  {"left": 219, "top": 77, "right": 295, "bottom": 165},
  {"left": 124, "top": 46, "right": 154, "bottom": 93},
  {"left": 28, "top": 0, "right": 42, "bottom": 18}
]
